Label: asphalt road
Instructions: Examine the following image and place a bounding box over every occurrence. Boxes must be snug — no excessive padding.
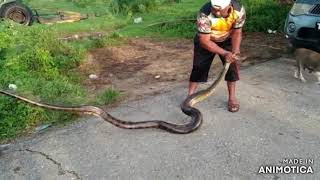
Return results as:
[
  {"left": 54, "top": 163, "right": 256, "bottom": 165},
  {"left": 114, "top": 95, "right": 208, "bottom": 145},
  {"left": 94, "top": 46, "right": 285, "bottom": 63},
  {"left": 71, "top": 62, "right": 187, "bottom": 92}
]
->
[{"left": 1, "top": 58, "right": 320, "bottom": 180}]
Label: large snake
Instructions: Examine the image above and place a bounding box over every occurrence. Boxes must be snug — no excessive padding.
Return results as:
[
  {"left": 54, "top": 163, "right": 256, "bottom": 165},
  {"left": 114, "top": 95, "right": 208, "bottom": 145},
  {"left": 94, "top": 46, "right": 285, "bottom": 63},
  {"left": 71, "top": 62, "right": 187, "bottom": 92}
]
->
[{"left": 0, "top": 61, "right": 236, "bottom": 134}]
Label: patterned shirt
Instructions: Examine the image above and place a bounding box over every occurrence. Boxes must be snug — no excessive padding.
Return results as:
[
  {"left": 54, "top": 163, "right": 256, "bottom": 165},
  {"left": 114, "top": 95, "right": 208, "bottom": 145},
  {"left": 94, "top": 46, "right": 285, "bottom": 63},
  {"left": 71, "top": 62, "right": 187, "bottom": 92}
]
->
[{"left": 196, "top": 0, "right": 246, "bottom": 42}]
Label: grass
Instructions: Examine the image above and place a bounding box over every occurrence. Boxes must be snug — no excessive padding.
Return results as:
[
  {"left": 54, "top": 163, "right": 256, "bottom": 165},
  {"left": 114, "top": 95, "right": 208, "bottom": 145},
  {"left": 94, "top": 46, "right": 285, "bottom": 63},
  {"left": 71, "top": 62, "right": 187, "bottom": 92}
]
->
[
  {"left": 0, "top": 20, "right": 127, "bottom": 142},
  {"left": 96, "top": 89, "right": 121, "bottom": 105},
  {"left": 116, "top": 0, "right": 205, "bottom": 38},
  {"left": 25, "top": 0, "right": 112, "bottom": 14},
  {"left": 49, "top": 16, "right": 127, "bottom": 36},
  {"left": 24, "top": 0, "right": 291, "bottom": 37},
  {"left": 107, "top": 0, "right": 291, "bottom": 39},
  {"left": 0, "top": 0, "right": 291, "bottom": 142},
  {"left": 0, "top": 22, "right": 88, "bottom": 141}
]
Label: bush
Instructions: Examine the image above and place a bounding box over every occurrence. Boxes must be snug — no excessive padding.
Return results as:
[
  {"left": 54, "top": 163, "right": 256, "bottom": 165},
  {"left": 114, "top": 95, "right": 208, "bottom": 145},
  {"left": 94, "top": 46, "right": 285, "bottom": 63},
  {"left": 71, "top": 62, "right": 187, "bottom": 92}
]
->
[
  {"left": 110, "top": 0, "right": 157, "bottom": 15},
  {"left": 240, "top": 0, "right": 291, "bottom": 32},
  {"left": 146, "top": 0, "right": 290, "bottom": 38},
  {"left": 0, "top": 21, "right": 86, "bottom": 141},
  {"left": 71, "top": 0, "right": 110, "bottom": 8},
  {"left": 150, "top": 20, "right": 196, "bottom": 38}
]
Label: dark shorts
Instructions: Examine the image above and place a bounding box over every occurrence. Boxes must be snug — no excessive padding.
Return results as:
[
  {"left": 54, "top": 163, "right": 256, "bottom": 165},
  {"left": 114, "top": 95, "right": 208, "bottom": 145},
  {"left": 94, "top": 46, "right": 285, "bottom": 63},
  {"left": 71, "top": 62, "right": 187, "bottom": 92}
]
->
[{"left": 190, "top": 35, "right": 240, "bottom": 82}]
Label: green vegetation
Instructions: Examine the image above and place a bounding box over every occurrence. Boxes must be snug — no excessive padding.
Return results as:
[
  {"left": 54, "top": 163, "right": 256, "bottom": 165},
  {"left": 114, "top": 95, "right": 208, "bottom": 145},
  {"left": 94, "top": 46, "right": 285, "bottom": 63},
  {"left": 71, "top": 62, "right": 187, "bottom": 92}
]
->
[
  {"left": 96, "top": 89, "right": 121, "bottom": 105},
  {"left": 0, "top": 0, "right": 291, "bottom": 142},
  {"left": 25, "top": 0, "right": 111, "bottom": 14},
  {"left": 240, "top": 0, "right": 291, "bottom": 32},
  {"left": 0, "top": 22, "right": 86, "bottom": 140}
]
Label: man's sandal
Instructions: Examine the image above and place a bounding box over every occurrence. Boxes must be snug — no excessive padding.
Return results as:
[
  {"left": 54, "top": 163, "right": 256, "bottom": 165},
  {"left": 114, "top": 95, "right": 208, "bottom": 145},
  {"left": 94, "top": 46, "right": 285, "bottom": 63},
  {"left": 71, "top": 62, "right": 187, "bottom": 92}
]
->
[{"left": 228, "top": 103, "right": 240, "bottom": 113}]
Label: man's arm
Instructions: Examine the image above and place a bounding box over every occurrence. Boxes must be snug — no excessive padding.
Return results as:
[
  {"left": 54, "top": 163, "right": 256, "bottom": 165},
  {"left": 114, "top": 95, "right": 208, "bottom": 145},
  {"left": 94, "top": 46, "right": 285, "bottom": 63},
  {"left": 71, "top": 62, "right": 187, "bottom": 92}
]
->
[
  {"left": 231, "top": 1, "right": 246, "bottom": 55},
  {"left": 198, "top": 33, "right": 228, "bottom": 55},
  {"left": 198, "top": 33, "right": 235, "bottom": 62},
  {"left": 231, "top": 28, "right": 242, "bottom": 55}
]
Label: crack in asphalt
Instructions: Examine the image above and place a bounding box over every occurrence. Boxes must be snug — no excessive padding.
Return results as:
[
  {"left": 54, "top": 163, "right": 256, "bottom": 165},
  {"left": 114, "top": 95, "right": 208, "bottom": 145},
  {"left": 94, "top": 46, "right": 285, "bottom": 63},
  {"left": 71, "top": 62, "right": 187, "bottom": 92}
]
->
[{"left": 20, "top": 149, "right": 81, "bottom": 180}]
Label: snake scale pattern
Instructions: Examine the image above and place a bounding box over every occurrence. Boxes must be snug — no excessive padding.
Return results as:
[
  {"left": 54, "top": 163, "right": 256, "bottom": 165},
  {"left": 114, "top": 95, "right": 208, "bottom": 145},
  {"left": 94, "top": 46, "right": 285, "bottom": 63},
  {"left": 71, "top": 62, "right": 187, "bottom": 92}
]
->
[{"left": 0, "top": 63, "right": 231, "bottom": 134}]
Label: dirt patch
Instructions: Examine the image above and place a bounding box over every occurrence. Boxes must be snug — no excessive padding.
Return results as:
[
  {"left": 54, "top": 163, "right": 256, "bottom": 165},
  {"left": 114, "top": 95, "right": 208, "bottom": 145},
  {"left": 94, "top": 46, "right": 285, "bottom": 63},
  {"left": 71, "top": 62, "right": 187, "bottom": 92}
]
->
[
  {"left": 78, "top": 32, "right": 288, "bottom": 103},
  {"left": 79, "top": 38, "right": 194, "bottom": 101},
  {"left": 241, "top": 32, "right": 289, "bottom": 66}
]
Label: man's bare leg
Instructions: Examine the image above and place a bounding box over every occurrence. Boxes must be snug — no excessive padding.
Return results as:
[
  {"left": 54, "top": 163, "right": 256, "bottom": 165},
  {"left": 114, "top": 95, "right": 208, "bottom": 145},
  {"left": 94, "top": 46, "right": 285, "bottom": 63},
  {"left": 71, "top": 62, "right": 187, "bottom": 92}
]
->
[
  {"left": 188, "top": 82, "right": 198, "bottom": 96},
  {"left": 227, "top": 81, "right": 239, "bottom": 111}
]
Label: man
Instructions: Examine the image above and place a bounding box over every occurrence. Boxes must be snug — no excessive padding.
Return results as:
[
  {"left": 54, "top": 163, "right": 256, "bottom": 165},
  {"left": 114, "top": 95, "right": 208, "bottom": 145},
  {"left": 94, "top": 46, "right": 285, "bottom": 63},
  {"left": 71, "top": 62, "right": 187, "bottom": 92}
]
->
[{"left": 189, "top": 0, "right": 246, "bottom": 112}]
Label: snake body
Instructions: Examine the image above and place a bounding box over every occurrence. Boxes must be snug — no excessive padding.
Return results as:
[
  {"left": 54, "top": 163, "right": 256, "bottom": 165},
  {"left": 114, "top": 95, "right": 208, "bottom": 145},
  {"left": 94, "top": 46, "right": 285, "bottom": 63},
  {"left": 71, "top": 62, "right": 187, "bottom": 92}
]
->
[{"left": 0, "top": 63, "right": 231, "bottom": 134}]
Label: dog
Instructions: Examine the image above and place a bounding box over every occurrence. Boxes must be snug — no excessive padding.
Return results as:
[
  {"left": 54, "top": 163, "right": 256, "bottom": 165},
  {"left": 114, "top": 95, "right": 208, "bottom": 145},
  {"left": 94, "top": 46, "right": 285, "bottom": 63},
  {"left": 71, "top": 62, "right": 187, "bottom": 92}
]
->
[{"left": 293, "top": 48, "right": 320, "bottom": 85}]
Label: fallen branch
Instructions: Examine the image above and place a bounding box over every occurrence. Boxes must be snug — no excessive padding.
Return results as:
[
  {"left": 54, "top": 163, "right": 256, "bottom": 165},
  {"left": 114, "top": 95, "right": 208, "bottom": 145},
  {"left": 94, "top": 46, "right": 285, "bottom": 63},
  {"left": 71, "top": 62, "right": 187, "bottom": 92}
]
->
[
  {"left": 260, "top": 44, "right": 282, "bottom": 50},
  {"left": 34, "top": 10, "right": 88, "bottom": 25},
  {"left": 58, "top": 32, "right": 106, "bottom": 41},
  {"left": 146, "top": 18, "right": 196, "bottom": 28}
]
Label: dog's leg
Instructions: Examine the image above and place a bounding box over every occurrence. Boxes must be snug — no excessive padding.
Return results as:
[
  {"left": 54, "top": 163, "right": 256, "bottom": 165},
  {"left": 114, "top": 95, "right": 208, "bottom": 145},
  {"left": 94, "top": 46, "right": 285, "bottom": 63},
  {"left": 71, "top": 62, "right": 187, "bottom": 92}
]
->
[
  {"left": 298, "top": 59, "right": 306, "bottom": 82},
  {"left": 294, "top": 58, "right": 299, "bottom": 79},
  {"left": 294, "top": 68, "right": 299, "bottom": 79},
  {"left": 314, "top": 72, "right": 320, "bottom": 85}
]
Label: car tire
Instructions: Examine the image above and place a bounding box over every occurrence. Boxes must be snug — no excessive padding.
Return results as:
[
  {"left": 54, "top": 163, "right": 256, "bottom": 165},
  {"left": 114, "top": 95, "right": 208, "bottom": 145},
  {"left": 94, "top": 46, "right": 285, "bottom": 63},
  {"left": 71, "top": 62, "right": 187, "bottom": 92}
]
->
[{"left": 1, "top": 2, "right": 33, "bottom": 26}]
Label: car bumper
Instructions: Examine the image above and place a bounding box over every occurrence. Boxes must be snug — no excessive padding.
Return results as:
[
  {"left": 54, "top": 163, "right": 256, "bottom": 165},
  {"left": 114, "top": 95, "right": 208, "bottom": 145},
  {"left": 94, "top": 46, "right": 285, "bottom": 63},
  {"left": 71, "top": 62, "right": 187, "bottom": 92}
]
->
[
  {"left": 286, "top": 37, "right": 320, "bottom": 52},
  {"left": 284, "top": 13, "right": 320, "bottom": 51}
]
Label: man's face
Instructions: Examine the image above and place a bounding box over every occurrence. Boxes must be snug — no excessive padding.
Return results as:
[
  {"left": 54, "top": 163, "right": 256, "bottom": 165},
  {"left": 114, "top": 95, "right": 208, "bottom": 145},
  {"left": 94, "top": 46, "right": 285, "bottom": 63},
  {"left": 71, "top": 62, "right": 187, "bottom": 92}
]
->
[{"left": 211, "top": 4, "right": 231, "bottom": 18}]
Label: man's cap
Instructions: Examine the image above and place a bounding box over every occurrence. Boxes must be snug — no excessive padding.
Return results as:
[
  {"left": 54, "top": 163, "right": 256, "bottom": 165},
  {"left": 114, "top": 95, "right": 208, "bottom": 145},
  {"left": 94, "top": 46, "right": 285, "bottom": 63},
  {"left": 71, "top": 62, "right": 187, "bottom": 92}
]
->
[{"left": 211, "top": 0, "right": 231, "bottom": 9}]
